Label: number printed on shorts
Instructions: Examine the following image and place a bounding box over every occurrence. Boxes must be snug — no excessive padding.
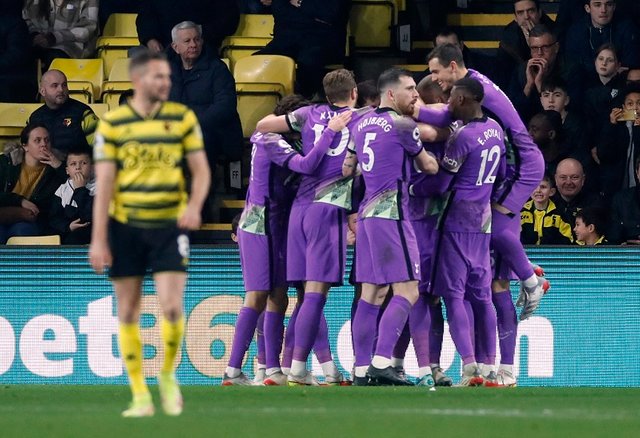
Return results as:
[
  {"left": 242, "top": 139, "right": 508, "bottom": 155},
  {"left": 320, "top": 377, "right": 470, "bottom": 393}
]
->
[
  {"left": 312, "top": 123, "right": 350, "bottom": 156},
  {"left": 475, "top": 144, "right": 501, "bottom": 186},
  {"left": 177, "top": 234, "right": 190, "bottom": 258},
  {"left": 361, "top": 132, "right": 377, "bottom": 172}
]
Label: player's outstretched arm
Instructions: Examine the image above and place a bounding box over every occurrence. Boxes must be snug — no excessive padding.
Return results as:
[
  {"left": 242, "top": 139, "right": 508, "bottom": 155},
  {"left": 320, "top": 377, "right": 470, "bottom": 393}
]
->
[
  {"left": 256, "top": 114, "right": 291, "bottom": 133},
  {"left": 287, "top": 110, "right": 352, "bottom": 175},
  {"left": 418, "top": 123, "right": 450, "bottom": 143},
  {"left": 179, "top": 150, "right": 211, "bottom": 230},
  {"left": 89, "top": 161, "right": 116, "bottom": 274},
  {"left": 414, "top": 104, "right": 453, "bottom": 128}
]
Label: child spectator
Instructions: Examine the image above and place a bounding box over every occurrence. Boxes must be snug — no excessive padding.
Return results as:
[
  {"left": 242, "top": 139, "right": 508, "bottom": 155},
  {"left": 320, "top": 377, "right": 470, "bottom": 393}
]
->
[
  {"left": 521, "top": 173, "right": 574, "bottom": 245},
  {"left": 49, "top": 145, "right": 94, "bottom": 244},
  {"left": 539, "top": 79, "right": 588, "bottom": 163},
  {"left": 574, "top": 206, "right": 608, "bottom": 245}
]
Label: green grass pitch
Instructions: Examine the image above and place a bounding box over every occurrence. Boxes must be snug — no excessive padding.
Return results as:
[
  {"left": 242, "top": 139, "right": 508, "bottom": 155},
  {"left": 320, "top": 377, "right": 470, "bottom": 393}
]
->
[{"left": 1, "top": 386, "right": 639, "bottom": 438}]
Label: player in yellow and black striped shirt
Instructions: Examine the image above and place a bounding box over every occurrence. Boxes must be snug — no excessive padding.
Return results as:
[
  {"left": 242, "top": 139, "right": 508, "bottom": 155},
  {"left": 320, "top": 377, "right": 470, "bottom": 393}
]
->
[{"left": 89, "top": 51, "right": 210, "bottom": 418}]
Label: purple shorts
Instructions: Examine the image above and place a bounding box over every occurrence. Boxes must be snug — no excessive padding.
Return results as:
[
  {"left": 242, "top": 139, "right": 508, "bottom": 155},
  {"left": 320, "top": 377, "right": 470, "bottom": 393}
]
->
[
  {"left": 238, "top": 225, "right": 287, "bottom": 291},
  {"left": 355, "top": 217, "right": 420, "bottom": 285},
  {"left": 287, "top": 202, "right": 346, "bottom": 284},
  {"left": 431, "top": 231, "right": 491, "bottom": 300},
  {"left": 411, "top": 216, "right": 438, "bottom": 294}
]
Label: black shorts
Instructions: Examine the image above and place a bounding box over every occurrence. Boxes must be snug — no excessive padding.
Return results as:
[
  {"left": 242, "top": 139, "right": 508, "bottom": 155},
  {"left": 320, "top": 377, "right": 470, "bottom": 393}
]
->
[{"left": 108, "top": 219, "right": 189, "bottom": 278}]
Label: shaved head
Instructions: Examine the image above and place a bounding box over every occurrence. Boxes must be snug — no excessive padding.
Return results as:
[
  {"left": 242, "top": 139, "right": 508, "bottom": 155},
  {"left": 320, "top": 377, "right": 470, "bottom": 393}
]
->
[{"left": 40, "top": 69, "right": 69, "bottom": 109}]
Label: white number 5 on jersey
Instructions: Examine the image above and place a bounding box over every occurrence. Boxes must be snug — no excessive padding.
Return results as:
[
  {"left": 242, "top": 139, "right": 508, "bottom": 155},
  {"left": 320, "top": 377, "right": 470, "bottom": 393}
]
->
[{"left": 361, "top": 132, "right": 377, "bottom": 172}]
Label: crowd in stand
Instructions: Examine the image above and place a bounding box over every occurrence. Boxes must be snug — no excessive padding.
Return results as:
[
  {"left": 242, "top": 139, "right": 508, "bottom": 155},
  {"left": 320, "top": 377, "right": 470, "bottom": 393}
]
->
[{"left": 1, "top": 0, "right": 640, "bottom": 245}]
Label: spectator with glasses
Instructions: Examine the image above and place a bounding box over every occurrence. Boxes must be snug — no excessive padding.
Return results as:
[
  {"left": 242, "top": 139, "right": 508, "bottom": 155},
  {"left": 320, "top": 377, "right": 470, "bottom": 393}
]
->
[{"left": 508, "top": 24, "right": 583, "bottom": 123}]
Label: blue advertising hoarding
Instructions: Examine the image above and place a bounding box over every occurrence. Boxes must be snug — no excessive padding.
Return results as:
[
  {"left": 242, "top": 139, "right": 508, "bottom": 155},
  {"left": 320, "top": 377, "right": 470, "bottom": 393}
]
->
[{"left": 0, "top": 246, "right": 638, "bottom": 386}]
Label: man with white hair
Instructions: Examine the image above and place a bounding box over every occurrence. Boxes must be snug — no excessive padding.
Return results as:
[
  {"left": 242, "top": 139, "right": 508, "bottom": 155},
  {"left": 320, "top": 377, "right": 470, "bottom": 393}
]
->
[{"left": 168, "top": 20, "right": 243, "bottom": 220}]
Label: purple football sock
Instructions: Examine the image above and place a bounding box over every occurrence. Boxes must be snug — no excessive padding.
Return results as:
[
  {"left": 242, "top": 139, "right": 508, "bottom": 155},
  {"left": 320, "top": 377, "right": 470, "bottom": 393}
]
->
[
  {"left": 263, "top": 311, "right": 285, "bottom": 369},
  {"left": 428, "top": 299, "right": 444, "bottom": 364},
  {"left": 491, "top": 211, "right": 534, "bottom": 281},
  {"left": 464, "top": 299, "right": 475, "bottom": 352},
  {"left": 443, "top": 296, "right": 475, "bottom": 364},
  {"left": 292, "top": 292, "right": 326, "bottom": 362},
  {"left": 313, "top": 313, "right": 332, "bottom": 364},
  {"left": 282, "top": 304, "right": 300, "bottom": 369},
  {"left": 469, "top": 295, "right": 497, "bottom": 366},
  {"left": 493, "top": 291, "right": 517, "bottom": 365},
  {"left": 227, "top": 306, "right": 260, "bottom": 369},
  {"left": 392, "top": 321, "right": 411, "bottom": 360},
  {"left": 352, "top": 299, "right": 381, "bottom": 367},
  {"left": 256, "top": 311, "right": 265, "bottom": 366},
  {"left": 374, "top": 295, "right": 412, "bottom": 360},
  {"left": 409, "top": 294, "right": 431, "bottom": 368}
]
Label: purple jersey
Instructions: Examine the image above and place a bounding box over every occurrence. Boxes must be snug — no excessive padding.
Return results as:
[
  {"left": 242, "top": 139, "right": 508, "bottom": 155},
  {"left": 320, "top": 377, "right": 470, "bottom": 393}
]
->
[
  {"left": 408, "top": 140, "right": 446, "bottom": 221},
  {"left": 241, "top": 129, "right": 337, "bottom": 235},
  {"left": 435, "top": 116, "right": 506, "bottom": 233},
  {"left": 351, "top": 108, "right": 423, "bottom": 220},
  {"left": 286, "top": 104, "right": 372, "bottom": 209},
  {"left": 416, "top": 69, "right": 543, "bottom": 201}
]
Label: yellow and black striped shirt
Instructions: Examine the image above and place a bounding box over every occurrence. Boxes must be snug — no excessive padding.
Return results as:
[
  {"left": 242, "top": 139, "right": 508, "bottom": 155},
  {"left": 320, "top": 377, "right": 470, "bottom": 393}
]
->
[{"left": 93, "top": 101, "right": 204, "bottom": 227}]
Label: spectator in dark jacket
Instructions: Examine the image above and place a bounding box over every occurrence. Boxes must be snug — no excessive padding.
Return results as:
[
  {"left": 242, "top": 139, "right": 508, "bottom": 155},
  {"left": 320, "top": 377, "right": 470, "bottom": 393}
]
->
[
  {"left": 136, "top": 0, "right": 239, "bottom": 55},
  {"left": 0, "top": 0, "right": 36, "bottom": 102},
  {"left": 508, "top": 24, "right": 583, "bottom": 123},
  {"left": 552, "top": 158, "right": 604, "bottom": 229},
  {"left": 596, "top": 84, "right": 640, "bottom": 201},
  {"left": 0, "top": 124, "right": 67, "bottom": 243},
  {"left": 257, "top": 0, "right": 351, "bottom": 97},
  {"left": 169, "top": 21, "right": 243, "bottom": 164},
  {"left": 169, "top": 21, "right": 244, "bottom": 221},
  {"left": 496, "top": 0, "right": 556, "bottom": 90},
  {"left": 608, "top": 156, "right": 640, "bottom": 244},
  {"left": 563, "top": 0, "right": 640, "bottom": 76},
  {"left": 49, "top": 145, "right": 94, "bottom": 244}
]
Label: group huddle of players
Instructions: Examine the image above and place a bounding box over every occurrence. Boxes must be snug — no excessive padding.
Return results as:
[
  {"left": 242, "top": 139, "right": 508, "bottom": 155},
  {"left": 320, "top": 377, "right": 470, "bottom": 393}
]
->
[{"left": 223, "top": 43, "right": 550, "bottom": 388}]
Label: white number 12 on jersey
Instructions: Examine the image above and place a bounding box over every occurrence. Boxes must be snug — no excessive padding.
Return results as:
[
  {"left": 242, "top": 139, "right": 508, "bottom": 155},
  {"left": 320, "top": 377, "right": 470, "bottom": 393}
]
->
[{"left": 475, "top": 145, "right": 501, "bottom": 186}]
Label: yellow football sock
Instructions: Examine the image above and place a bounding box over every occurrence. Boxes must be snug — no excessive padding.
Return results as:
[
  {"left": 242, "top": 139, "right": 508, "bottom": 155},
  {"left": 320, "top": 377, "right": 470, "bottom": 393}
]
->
[
  {"left": 161, "top": 315, "right": 185, "bottom": 374},
  {"left": 119, "top": 322, "right": 149, "bottom": 396}
]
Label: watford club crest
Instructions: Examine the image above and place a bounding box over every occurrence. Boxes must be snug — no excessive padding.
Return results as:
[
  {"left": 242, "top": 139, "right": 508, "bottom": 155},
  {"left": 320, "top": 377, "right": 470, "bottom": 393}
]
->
[{"left": 63, "top": 118, "right": 72, "bottom": 127}]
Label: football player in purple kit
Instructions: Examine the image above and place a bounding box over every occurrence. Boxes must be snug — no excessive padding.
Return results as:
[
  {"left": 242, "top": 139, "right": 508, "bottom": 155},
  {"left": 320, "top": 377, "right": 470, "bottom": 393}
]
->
[
  {"left": 256, "top": 69, "right": 371, "bottom": 385},
  {"left": 222, "top": 96, "right": 353, "bottom": 386},
  {"left": 342, "top": 68, "right": 439, "bottom": 386},
  {"left": 417, "top": 43, "right": 549, "bottom": 386},
  {"left": 413, "top": 77, "right": 506, "bottom": 386}
]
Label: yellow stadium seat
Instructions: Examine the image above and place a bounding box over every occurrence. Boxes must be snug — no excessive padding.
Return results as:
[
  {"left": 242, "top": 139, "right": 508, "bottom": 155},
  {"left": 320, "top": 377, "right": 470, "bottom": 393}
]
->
[
  {"left": 0, "top": 103, "right": 42, "bottom": 137},
  {"left": 102, "top": 13, "right": 138, "bottom": 37},
  {"left": 221, "top": 14, "right": 274, "bottom": 70},
  {"left": 89, "top": 103, "right": 109, "bottom": 119},
  {"left": 97, "top": 14, "right": 139, "bottom": 74},
  {"left": 235, "top": 83, "right": 284, "bottom": 138},
  {"left": 50, "top": 58, "right": 104, "bottom": 103},
  {"left": 350, "top": 1, "right": 396, "bottom": 49},
  {"left": 221, "top": 57, "right": 231, "bottom": 72},
  {"left": 6, "top": 235, "right": 61, "bottom": 245},
  {"left": 234, "top": 55, "right": 295, "bottom": 96},
  {"left": 101, "top": 58, "right": 132, "bottom": 109}
]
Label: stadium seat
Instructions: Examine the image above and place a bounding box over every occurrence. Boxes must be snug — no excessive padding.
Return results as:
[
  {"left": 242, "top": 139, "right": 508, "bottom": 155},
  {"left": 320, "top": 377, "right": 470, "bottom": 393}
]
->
[
  {"left": 101, "top": 58, "right": 132, "bottom": 109},
  {"left": 0, "top": 103, "right": 42, "bottom": 137},
  {"left": 350, "top": 1, "right": 396, "bottom": 50},
  {"left": 89, "top": 103, "right": 109, "bottom": 119},
  {"left": 235, "top": 83, "right": 284, "bottom": 138},
  {"left": 234, "top": 55, "right": 295, "bottom": 96},
  {"left": 233, "top": 55, "right": 294, "bottom": 137},
  {"left": 96, "top": 13, "right": 139, "bottom": 75},
  {"left": 6, "top": 235, "right": 61, "bottom": 245},
  {"left": 50, "top": 58, "right": 104, "bottom": 103},
  {"left": 221, "top": 14, "right": 274, "bottom": 70}
]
